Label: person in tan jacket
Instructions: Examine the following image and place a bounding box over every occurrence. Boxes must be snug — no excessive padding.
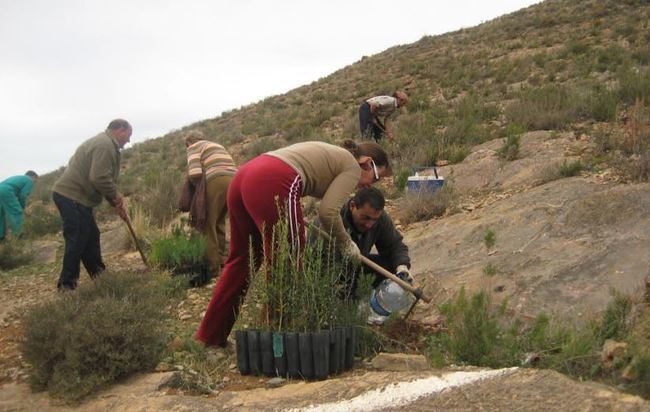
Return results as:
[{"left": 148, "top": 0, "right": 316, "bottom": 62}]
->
[
  {"left": 53, "top": 119, "right": 131, "bottom": 290},
  {"left": 196, "top": 139, "right": 391, "bottom": 347}
]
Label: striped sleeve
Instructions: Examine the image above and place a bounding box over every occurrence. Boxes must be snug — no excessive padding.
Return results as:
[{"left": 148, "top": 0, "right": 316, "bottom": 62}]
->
[{"left": 186, "top": 142, "right": 204, "bottom": 180}]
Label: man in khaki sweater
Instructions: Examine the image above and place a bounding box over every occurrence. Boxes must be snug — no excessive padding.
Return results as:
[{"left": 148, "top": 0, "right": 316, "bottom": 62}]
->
[{"left": 53, "top": 119, "right": 131, "bottom": 290}]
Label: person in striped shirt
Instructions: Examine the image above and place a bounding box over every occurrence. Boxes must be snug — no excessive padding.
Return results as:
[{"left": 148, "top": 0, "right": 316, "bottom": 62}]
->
[{"left": 184, "top": 130, "right": 237, "bottom": 277}]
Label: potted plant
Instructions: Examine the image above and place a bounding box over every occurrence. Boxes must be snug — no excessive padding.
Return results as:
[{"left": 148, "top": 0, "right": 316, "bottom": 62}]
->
[{"left": 235, "top": 217, "right": 366, "bottom": 380}]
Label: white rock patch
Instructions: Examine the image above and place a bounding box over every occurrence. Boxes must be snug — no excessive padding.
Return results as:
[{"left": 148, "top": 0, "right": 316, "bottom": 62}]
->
[{"left": 288, "top": 368, "right": 518, "bottom": 412}]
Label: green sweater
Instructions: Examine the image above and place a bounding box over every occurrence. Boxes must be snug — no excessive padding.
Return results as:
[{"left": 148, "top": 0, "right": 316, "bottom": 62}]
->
[
  {"left": 53, "top": 131, "right": 121, "bottom": 208},
  {"left": 0, "top": 175, "right": 34, "bottom": 208}
]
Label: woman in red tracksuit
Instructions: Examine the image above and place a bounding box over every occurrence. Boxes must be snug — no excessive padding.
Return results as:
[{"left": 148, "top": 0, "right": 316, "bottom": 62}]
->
[{"left": 196, "top": 140, "right": 391, "bottom": 347}]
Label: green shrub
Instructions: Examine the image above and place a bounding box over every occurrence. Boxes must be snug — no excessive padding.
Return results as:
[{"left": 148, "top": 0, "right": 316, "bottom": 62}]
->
[
  {"left": 596, "top": 291, "right": 633, "bottom": 344},
  {"left": 428, "top": 288, "right": 505, "bottom": 367},
  {"left": 484, "top": 229, "right": 496, "bottom": 249},
  {"left": 498, "top": 133, "right": 521, "bottom": 161},
  {"left": 393, "top": 169, "right": 411, "bottom": 192},
  {"left": 483, "top": 263, "right": 498, "bottom": 277},
  {"left": 559, "top": 160, "right": 584, "bottom": 177},
  {"left": 149, "top": 227, "right": 206, "bottom": 271},
  {"left": 23, "top": 204, "right": 61, "bottom": 238},
  {"left": 0, "top": 238, "right": 33, "bottom": 270},
  {"left": 21, "top": 272, "right": 169, "bottom": 402}
]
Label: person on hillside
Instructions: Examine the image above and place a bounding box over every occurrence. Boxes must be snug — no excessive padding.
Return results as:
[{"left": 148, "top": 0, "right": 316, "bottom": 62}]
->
[
  {"left": 359, "top": 91, "right": 408, "bottom": 142},
  {"left": 52, "top": 119, "right": 131, "bottom": 291},
  {"left": 312, "top": 186, "right": 412, "bottom": 298},
  {"left": 0, "top": 171, "right": 38, "bottom": 241},
  {"left": 184, "top": 130, "right": 237, "bottom": 278},
  {"left": 195, "top": 140, "right": 392, "bottom": 347}
]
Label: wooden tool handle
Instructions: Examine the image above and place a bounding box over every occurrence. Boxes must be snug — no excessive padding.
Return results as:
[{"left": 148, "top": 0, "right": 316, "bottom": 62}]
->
[{"left": 309, "top": 224, "right": 431, "bottom": 303}]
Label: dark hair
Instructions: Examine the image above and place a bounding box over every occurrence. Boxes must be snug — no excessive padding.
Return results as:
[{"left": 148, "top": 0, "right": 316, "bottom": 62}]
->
[
  {"left": 340, "top": 139, "right": 392, "bottom": 176},
  {"left": 352, "top": 187, "right": 385, "bottom": 211},
  {"left": 107, "top": 119, "right": 131, "bottom": 131},
  {"left": 25, "top": 170, "right": 38, "bottom": 178}
]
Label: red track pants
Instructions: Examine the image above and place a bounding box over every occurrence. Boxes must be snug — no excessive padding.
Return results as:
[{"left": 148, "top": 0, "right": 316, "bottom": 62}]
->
[{"left": 195, "top": 155, "right": 303, "bottom": 346}]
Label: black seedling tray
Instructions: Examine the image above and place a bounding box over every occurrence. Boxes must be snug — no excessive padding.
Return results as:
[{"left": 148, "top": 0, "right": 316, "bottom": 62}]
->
[{"left": 235, "top": 326, "right": 356, "bottom": 380}]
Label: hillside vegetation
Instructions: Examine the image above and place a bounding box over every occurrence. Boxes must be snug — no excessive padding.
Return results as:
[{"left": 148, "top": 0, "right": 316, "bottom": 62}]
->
[{"left": 31, "top": 0, "right": 650, "bottom": 209}]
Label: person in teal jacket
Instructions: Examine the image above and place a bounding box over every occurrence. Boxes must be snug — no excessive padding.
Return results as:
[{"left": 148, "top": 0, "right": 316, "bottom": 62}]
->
[{"left": 0, "top": 171, "right": 38, "bottom": 241}]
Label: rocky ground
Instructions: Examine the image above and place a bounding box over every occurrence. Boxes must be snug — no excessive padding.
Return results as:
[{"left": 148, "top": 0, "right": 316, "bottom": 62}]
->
[{"left": 1, "top": 131, "right": 649, "bottom": 410}]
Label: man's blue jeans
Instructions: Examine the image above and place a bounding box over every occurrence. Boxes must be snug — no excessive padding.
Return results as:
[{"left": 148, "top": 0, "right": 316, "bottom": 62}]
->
[{"left": 53, "top": 192, "right": 105, "bottom": 290}]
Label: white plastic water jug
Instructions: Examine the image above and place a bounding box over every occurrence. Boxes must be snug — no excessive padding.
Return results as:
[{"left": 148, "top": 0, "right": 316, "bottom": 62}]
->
[{"left": 367, "top": 279, "right": 414, "bottom": 325}]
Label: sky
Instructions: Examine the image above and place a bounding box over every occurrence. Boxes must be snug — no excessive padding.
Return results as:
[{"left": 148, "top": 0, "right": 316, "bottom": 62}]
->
[{"left": 0, "top": 0, "right": 541, "bottom": 177}]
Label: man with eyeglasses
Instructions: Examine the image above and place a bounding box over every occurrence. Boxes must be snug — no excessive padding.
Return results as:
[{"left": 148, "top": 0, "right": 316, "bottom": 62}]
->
[{"left": 312, "top": 186, "right": 413, "bottom": 298}]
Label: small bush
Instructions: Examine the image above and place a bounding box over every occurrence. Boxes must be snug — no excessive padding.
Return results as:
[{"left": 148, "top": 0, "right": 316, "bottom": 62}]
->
[
  {"left": 483, "top": 263, "right": 498, "bottom": 277},
  {"left": 21, "top": 272, "right": 169, "bottom": 402},
  {"left": 498, "top": 134, "right": 521, "bottom": 161},
  {"left": 149, "top": 226, "right": 206, "bottom": 271},
  {"left": 0, "top": 238, "right": 33, "bottom": 270},
  {"left": 398, "top": 183, "right": 457, "bottom": 225},
  {"left": 559, "top": 160, "right": 584, "bottom": 177},
  {"left": 393, "top": 169, "right": 411, "bottom": 192},
  {"left": 428, "top": 288, "right": 505, "bottom": 367},
  {"left": 484, "top": 229, "right": 496, "bottom": 249}
]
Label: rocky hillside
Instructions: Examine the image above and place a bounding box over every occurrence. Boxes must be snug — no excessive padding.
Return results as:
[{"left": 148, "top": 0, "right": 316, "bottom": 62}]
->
[{"left": 32, "top": 0, "right": 649, "bottom": 199}]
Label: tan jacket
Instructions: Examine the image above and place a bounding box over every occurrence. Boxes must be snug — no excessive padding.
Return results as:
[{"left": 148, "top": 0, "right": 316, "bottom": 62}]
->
[
  {"left": 53, "top": 131, "right": 121, "bottom": 208},
  {"left": 267, "top": 142, "right": 361, "bottom": 248}
]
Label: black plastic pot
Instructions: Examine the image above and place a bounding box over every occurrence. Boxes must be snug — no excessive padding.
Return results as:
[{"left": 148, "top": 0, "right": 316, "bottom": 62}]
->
[
  {"left": 298, "top": 333, "right": 314, "bottom": 379},
  {"left": 247, "top": 330, "right": 261, "bottom": 375},
  {"left": 313, "top": 331, "right": 330, "bottom": 380},
  {"left": 260, "top": 331, "right": 274, "bottom": 376},
  {"left": 235, "top": 327, "right": 356, "bottom": 380},
  {"left": 285, "top": 332, "right": 300, "bottom": 378},
  {"left": 235, "top": 330, "right": 249, "bottom": 375}
]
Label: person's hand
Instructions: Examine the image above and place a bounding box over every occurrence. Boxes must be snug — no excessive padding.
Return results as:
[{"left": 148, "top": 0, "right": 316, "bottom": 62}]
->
[
  {"left": 343, "top": 239, "right": 363, "bottom": 265},
  {"left": 113, "top": 193, "right": 124, "bottom": 209},
  {"left": 386, "top": 130, "right": 394, "bottom": 142},
  {"left": 396, "top": 265, "right": 414, "bottom": 284},
  {"left": 117, "top": 203, "right": 128, "bottom": 221},
  {"left": 113, "top": 194, "right": 128, "bottom": 221}
]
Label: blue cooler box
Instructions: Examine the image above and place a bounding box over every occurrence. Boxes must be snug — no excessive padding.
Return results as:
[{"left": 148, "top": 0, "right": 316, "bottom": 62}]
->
[{"left": 406, "top": 175, "right": 445, "bottom": 194}]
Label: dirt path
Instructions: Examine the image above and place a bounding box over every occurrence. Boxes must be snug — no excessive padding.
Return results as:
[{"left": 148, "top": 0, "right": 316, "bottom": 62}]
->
[{"left": 1, "top": 367, "right": 647, "bottom": 411}]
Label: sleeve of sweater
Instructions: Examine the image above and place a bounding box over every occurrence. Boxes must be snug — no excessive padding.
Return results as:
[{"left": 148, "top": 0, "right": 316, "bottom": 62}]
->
[
  {"left": 317, "top": 168, "right": 361, "bottom": 249},
  {"left": 186, "top": 142, "right": 203, "bottom": 182},
  {"left": 375, "top": 213, "right": 411, "bottom": 271},
  {"left": 89, "top": 147, "right": 118, "bottom": 202},
  {"left": 17, "top": 179, "right": 33, "bottom": 208}
]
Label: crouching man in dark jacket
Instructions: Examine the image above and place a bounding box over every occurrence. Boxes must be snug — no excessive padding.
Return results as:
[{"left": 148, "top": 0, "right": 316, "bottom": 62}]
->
[{"left": 313, "top": 187, "right": 413, "bottom": 298}]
